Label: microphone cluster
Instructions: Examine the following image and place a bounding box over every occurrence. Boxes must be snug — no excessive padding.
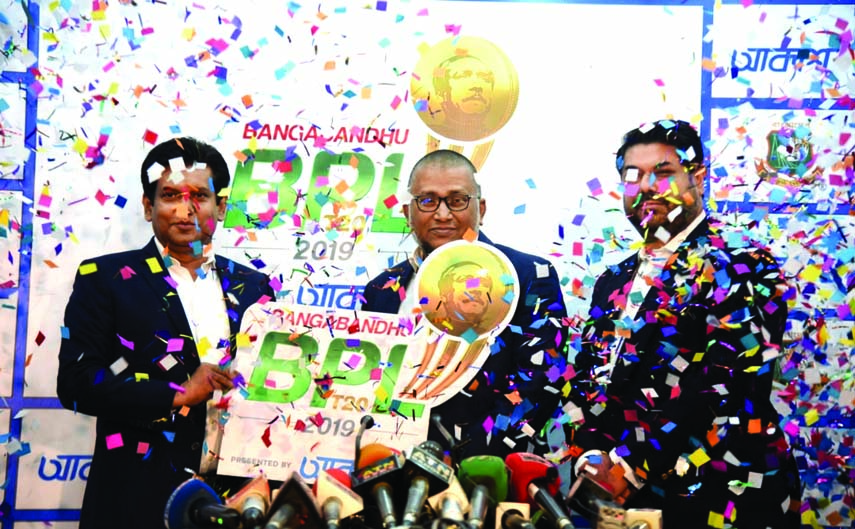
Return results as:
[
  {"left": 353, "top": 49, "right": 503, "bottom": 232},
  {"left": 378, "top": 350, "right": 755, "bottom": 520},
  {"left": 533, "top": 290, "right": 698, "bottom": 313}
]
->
[{"left": 164, "top": 415, "right": 660, "bottom": 529}]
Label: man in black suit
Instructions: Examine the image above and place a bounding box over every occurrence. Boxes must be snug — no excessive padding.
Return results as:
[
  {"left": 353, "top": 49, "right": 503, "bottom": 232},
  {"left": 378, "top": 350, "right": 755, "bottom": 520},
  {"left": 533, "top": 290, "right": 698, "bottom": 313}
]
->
[
  {"left": 361, "top": 149, "right": 567, "bottom": 458},
  {"left": 568, "top": 120, "right": 800, "bottom": 528},
  {"left": 57, "top": 137, "right": 274, "bottom": 529}
]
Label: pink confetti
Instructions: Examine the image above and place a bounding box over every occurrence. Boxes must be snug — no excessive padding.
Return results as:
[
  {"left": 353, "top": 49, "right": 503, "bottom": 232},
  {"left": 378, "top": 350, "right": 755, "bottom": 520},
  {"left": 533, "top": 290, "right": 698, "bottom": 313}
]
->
[
  {"left": 105, "top": 433, "right": 124, "bottom": 450},
  {"left": 118, "top": 335, "right": 134, "bottom": 350}
]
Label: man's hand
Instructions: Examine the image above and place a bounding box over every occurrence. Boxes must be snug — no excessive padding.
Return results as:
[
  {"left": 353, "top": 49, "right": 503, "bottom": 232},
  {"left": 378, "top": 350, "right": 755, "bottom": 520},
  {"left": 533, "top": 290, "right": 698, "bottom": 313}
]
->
[
  {"left": 172, "top": 363, "right": 236, "bottom": 408},
  {"left": 576, "top": 452, "right": 633, "bottom": 505}
]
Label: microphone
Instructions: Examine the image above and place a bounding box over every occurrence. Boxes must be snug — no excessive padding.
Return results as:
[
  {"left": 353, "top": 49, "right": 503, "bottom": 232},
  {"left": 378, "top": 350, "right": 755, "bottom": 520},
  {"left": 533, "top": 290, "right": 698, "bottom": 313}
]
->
[
  {"left": 565, "top": 473, "right": 662, "bottom": 529},
  {"left": 401, "top": 440, "right": 453, "bottom": 526},
  {"left": 497, "top": 503, "right": 535, "bottom": 529},
  {"left": 224, "top": 474, "right": 270, "bottom": 529},
  {"left": 164, "top": 477, "right": 241, "bottom": 529},
  {"left": 458, "top": 455, "right": 510, "bottom": 529},
  {"left": 264, "top": 471, "right": 323, "bottom": 529},
  {"left": 505, "top": 453, "right": 574, "bottom": 529},
  {"left": 350, "top": 416, "right": 405, "bottom": 529},
  {"left": 427, "top": 475, "right": 470, "bottom": 523},
  {"left": 431, "top": 414, "right": 469, "bottom": 467},
  {"left": 313, "top": 468, "right": 364, "bottom": 529}
]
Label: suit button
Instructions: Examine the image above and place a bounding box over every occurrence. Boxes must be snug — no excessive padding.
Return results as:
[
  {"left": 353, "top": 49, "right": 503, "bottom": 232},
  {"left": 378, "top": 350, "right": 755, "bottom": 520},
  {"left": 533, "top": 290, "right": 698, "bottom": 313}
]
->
[{"left": 191, "top": 442, "right": 201, "bottom": 450}]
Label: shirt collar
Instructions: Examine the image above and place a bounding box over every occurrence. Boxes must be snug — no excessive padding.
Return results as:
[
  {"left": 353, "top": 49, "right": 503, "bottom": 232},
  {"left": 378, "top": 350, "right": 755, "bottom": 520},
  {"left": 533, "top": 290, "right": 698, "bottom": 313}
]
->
[
  {"left": 640, "top": 211, "right": 706, "bottom": 262},
  {"left": 407, "top": 230, "right": 486, "bottom": 273},
  {"left": 408, "top": 246, "right": 425, "bottom": 274},
  {"left": 153, "top": 237, "right": 216, "bottom": 273}
]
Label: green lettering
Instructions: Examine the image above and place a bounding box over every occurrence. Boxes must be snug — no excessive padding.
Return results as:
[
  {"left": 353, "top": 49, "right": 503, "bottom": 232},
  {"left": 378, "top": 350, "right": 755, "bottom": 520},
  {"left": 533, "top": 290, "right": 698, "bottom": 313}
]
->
[
  {"left": 370, "top": 153, "right": 408, "bottom": 233},
  {"left": 246, "top": 332, "right": 316, "bottom": 403},
  {"left": 309, "top": 338, "right": 380, "bottom": 408},
  {"left": 373, "top": 344, "right": 425, "bottom": 419},
  {"left": 223, "top": 149, "right": 303, "bottom": 229},
  {"left": 307, "top": 152, "right": 376, "bottom": 221}
]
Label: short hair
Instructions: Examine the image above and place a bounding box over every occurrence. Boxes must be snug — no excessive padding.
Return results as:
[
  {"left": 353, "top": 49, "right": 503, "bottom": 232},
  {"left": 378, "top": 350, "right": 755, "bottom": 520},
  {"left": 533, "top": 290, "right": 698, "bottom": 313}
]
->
[
  {"left": 439, "top": 261, "right": 492, "bottom": 296},
  {"left": 615, "top": 120, "right": 705, "bottom": 173},
  {"left": 432, "top": 54, "right": 494, "bottom": 97},
  {"left": 140, "top": 137, "right": 230, "bottom": 203},
  {"left": 407, "top": 149, "right": 480, "bottom": 194}
]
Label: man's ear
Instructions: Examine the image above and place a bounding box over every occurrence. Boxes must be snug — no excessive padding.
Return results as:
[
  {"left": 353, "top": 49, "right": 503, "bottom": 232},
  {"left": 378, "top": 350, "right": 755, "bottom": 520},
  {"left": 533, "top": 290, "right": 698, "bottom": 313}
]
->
[
  {"left": 692, "top": 167, "right": 706, "bottom": 191},
  {"left": 478, "top": 198, "right": 486, "bottom": 225},
  {"left": 216, "top": 198, "right": 226, "bottom": 222},
  {"left": 402, "top": 203, "right": 411, "bottom": 228},
  {"left": 142, "top": 195, "right": 153, "bottom": 222}
]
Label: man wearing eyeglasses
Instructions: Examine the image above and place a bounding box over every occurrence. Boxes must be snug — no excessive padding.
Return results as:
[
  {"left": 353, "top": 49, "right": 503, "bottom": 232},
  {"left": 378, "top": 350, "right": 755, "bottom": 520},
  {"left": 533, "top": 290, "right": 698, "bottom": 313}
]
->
[
  {"left": 361, "top": 149, "right": 567, "bottom": 458},
  {"left": 567, "top": 121, "right": 800, "bottom": 528}
]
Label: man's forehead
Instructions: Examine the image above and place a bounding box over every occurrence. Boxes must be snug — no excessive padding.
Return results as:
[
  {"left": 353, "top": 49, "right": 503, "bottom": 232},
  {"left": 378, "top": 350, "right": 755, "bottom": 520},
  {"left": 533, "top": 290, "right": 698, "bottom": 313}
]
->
[
  {"left": 156, "top": 168, "right": 213, "bottom": 189},
  {"left": 623, "top": 146, "right": 682, "bottom": 167},
  {"left": 411, "top": 165, "right": 477, "bottom": 191}
]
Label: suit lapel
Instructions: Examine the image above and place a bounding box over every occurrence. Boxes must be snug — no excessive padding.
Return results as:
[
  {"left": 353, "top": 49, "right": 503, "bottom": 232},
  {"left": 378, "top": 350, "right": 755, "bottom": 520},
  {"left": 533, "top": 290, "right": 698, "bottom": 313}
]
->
[
  {"left": 136, "top": 239, "right": 193, "bottom": 338},
  {"left": 214, "top": 256, "right": 243, "bottom": 337}
]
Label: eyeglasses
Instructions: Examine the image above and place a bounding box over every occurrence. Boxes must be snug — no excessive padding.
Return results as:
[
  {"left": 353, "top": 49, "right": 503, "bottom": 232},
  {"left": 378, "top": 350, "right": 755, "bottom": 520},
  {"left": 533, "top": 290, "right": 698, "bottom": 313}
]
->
[{"left": 412, "top": 193, "right": 477, "bottom": 212}]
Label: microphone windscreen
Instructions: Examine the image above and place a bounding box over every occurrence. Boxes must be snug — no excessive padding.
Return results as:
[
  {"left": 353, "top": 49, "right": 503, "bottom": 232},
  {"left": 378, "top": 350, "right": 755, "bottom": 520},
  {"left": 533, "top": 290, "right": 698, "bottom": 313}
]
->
[
  {"left": 315, "top": 469, "right": 364, "bottom": 520},
  {"left": 504, "top": 452, "right": 559, "bottom": 503},
  {"left": 225, "top": 474, "right": 270, "bottom": 510},
  {"left": 459, "top": 455, "right": 509, "bottom": 504},
  {"left": 266, "top": 472, "right": 323, "bottom": 529},
  {"left": 326, "top": 468, "right": 352, "bottom": 487},
  {"left": 164, "top": 478, "right": 220, "bottom": 529},
  {"left": 356, "top": 443, "right": 395, "bottom": 468}
]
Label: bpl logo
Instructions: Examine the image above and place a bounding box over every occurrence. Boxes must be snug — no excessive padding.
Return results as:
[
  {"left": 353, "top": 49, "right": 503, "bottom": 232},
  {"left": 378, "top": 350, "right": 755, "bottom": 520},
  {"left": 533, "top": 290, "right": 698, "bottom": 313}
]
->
[
  {"left": 243, "top": 332, "right": 425, "bottom": 420},
  {"left": 224, "top": 150, "right": 407, "bottom": 233},
  {"left": 38, "top": 454, "right": 92, "bottom": 482}
]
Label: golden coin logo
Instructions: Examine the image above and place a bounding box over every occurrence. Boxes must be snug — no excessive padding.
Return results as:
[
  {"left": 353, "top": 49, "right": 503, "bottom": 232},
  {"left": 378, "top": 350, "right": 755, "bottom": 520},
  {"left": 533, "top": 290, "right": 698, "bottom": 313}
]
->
[
  {"left": 415, "top": 240, "right": 519, "bottom": 339},
  {"left": 411, "top": 37, "right": 519, "bottom": 142}
]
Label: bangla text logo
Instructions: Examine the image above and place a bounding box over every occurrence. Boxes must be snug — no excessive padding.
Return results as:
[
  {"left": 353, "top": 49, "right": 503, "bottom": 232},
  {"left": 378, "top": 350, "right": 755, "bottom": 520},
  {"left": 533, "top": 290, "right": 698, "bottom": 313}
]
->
[{"left": 38, "top": 454, "right": 91, "bottom": 482}]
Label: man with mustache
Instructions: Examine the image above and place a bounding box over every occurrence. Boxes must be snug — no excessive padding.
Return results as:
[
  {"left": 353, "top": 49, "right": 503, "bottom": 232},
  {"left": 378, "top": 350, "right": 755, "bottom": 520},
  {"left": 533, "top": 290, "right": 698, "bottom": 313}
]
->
[
  {"left": 56, "top": 138, "right": 273, "bottom": 528},
  {"left": 433, "top": 54, "right": 495, "bottom": 141},
  {"left": 435, "top": 260, "right": 494, "bottom": 336},
  {"left": 566, "top": 120, "right": 800, "bottom": 528}
]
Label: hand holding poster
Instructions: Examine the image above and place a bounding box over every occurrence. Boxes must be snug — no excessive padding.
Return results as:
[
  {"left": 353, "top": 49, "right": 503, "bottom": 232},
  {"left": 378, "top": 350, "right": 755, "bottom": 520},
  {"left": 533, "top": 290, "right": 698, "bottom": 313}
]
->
[{"left": 218, "top": 241, "right": 519, "bottom": 481}]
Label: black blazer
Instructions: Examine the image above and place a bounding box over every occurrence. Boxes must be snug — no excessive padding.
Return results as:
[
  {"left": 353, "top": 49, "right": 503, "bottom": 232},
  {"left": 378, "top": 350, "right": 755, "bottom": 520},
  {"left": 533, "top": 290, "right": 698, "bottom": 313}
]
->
[
  {"left": 361, "top": 232, "right": 568, "bottom": 459},
  {"left": 571, "top": 219, "right": 799, "bottom": 528},
  {"left": 57, "top": 239, "right": 273, "bottom": 529}
]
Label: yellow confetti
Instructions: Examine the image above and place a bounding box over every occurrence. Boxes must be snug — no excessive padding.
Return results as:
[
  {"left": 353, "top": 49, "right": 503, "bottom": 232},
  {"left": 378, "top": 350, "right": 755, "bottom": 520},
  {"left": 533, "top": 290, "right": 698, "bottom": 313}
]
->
[
  {"left": 79, "top": 262, "right": 98, "bottom": 275},
  {"left": 707, "top": 511, "right": 724, "bottom": 529},
  {"left": 146, "top": 257, "right": 163, "bottom": 274},
  {"left": 73, "top": 138, "right": 88, "bottom": 154},
  {"left": 804, "top": 408, "right": 819, "bottom": 426},
  {"left": 235, "top": 332, "right": 251, "bottom": 348},
  {"left": 196, "top": 336, "right": 211, "bottom": 358},
  {"left": 134, "top": 373, "right": 150, "bottom": 382},
  {"left": 800, "top": 264, "right": 822, "bottom": 282},
  {"left": 688, "top": 447, "right": 710, "bottom": 468}
]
